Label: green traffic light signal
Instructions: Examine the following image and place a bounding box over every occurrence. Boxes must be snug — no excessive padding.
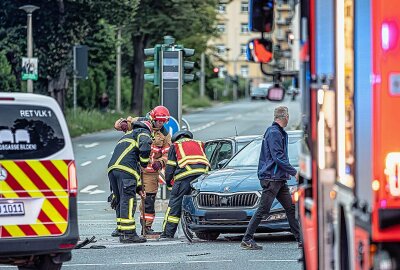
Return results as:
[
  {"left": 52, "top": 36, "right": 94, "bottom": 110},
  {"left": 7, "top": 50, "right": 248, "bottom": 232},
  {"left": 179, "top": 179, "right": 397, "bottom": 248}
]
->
[{"left": 144, "top": 46, "right": 161, "bottom": 86}]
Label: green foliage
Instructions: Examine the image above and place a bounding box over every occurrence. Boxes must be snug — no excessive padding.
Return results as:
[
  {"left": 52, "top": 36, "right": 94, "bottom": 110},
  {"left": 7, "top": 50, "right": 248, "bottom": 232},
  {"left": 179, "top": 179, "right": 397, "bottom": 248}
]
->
[
  {"left": 65, "top": 108, "right": 127, "bottom": 137},
  {"left": 0, "top": 52, "right": 17, "bottom": 91}
]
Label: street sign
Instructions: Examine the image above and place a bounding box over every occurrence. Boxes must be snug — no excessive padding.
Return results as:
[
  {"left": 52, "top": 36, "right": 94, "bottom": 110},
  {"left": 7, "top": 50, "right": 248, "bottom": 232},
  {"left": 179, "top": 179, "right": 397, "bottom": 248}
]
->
[
  {"left": 163, "top": 116, "right": 180, "bottom": 135},
  {"left": 21, "top": 57, "right": 38, "bottom": 81}
]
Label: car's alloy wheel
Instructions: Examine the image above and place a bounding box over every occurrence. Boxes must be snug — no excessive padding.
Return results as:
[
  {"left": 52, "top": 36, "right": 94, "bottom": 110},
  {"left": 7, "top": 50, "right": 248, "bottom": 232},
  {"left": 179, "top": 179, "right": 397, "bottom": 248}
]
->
[{"left": 181, "top": 211, "right": 194, "bottom": 242}]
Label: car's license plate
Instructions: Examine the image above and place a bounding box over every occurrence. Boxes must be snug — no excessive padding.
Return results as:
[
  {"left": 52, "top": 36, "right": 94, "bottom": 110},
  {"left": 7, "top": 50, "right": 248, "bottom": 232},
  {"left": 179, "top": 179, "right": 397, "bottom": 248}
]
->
[{"left": 0, "top": 201, "right": 25, "bottom": 217}]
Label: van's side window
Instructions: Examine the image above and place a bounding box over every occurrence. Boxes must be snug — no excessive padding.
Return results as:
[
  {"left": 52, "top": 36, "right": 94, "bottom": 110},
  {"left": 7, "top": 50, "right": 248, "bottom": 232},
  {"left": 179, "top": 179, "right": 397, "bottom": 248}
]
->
[{"left": 0, "top": 105, "right": 65, "bottom": 160}]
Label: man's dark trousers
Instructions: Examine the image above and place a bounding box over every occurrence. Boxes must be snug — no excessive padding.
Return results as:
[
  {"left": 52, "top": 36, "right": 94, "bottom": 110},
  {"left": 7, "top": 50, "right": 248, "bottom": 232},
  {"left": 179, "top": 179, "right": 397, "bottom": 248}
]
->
[{"left": 243, "top": 180, "right": 301, "bottom": 242}]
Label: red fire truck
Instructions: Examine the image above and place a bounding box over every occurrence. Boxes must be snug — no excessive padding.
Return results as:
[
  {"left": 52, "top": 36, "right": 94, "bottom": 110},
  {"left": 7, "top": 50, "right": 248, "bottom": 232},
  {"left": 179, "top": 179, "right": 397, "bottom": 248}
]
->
[{"left": 297, "top": 0, "right": 400, "bottom": 269}]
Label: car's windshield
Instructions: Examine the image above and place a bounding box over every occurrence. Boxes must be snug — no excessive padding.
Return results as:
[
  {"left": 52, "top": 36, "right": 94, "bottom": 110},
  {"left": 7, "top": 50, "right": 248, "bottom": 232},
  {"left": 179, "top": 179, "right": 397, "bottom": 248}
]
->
[{"left": 226, "top": 136, "right": 301, "bottom": 168}]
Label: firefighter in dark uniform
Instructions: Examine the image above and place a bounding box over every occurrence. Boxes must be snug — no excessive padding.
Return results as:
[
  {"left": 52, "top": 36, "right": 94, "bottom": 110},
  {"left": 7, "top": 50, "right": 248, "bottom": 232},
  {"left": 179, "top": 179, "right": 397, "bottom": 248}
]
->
[
  {"left": 107, "top": 120, "right": 153, "bottom": 243},
  {"left": 160, "top": 130, "right": 210, "bottom": 239}
]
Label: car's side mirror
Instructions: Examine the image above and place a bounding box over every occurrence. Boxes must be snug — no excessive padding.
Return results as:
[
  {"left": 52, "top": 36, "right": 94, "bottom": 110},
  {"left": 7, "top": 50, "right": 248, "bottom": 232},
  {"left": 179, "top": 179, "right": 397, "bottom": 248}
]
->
[
  {"left": 267, "top": 86, "right": 285, "bottom": 102},
  {"left": 217, "top": 159, "right": 229, "bottom": 169},
  {"left": 246, "top": 38, "right": 273, "bottom": 63}
]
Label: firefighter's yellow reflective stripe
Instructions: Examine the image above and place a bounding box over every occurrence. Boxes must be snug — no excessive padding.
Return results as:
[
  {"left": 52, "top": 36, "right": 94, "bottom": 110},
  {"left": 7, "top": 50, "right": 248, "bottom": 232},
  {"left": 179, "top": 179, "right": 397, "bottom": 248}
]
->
[
  {"left": 179, "top": 158, "right": 210, "bottom": 168},
  {"left": 140, "top": 156, "right": 150, "bottom": 163},
  {"left": 120, "top": 218, "right": 135, "bottom": 224},
  {"left": 120, "top": 225, "right": 136, "bottom": 230},
  {"left": 178, "top": 155, "right": 210, "bottom": 165},
  {"left": 167, "top": 215, "right": 180, "bottom": 224},
  {"left": 128, "top": 198, "right": 134, "bottom": 220},
  {"left": 117, "top": 218, "right": 122, "bottom": 222},
  {"left": 167, "top": 160, "right": 177, "bottom": 166},
  {"left": 118, "top": 138, "right": 137, "bottom": 146},
  {"left": 174, "top": 168, "right": 209, "bottom": 181},
  {"left": 31, "top": 223, "right": 51, "bottom": 236},
  {"left": 107, "top": 165, "right": 140, "bottom": 180},
  {"left": 28, "top": 161, "right": 68, "bottom": 207},
  {"left": 4, "top": 225, "right": 25, "bottom": 237},
  {"left": 115, "top": 142, "right": 136, "bottom": 165},
  {"left": 117, "top": 224, "right": 122, "bottom": 230},
  {"left": 2, "top": 162, "right": 67, "bottom": 232},
  {"left": 51, "top": 160, "right": 68, "bottom": 180},
  {"left": 177, "top": 143, "right": 186, "bottom": 159},
  {"left": 162, "top": 207, "right": 171, "bottom": 230},
  {"left": 185, "top": 165, "right": 192, "bottom": 171}
]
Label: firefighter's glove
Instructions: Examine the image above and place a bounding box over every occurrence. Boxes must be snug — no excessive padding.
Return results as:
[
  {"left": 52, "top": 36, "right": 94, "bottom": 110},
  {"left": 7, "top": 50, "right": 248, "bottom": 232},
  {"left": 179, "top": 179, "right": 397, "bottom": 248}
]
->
[
  {"left": 136, "top": 185, "right": 143, "bottom": 194},
  {"left": 166, "top": 180, "right": 173, "bottom": 191},
  {"left": 151, "top": 161, "right": 163, "bottom": 171},
  {"left": 107, "top": 193, "right": 118, "bottom": 210}
]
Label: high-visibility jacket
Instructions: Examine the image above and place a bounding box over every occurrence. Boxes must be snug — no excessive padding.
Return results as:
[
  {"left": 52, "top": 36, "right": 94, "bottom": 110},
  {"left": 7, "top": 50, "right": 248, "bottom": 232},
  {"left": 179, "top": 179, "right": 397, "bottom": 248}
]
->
[
  {"left": 107, "top": 122, "right": 152, "bottom": 186},
  {"left": 165, "top": 138, "right": 210, "bottom": 183}
]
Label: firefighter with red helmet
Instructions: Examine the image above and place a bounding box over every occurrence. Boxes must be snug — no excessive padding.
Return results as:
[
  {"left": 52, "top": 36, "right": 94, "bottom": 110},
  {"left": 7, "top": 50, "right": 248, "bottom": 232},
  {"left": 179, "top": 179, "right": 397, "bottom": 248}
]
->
[
  {"left": 160, "top": 130, "right": 210, "bottom": 239},
  {"left": 113, "top": 106, "right": 172, "bottom": 236},
  {"left": 107, "top": 120, "right": 153, "bottom": 243}
]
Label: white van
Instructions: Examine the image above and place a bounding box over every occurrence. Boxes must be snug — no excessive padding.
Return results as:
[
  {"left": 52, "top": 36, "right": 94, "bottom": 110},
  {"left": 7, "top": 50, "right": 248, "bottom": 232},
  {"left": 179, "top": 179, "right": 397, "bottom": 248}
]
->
[{"left": 0, "top": 93, "right": 79, "bottom": 269}]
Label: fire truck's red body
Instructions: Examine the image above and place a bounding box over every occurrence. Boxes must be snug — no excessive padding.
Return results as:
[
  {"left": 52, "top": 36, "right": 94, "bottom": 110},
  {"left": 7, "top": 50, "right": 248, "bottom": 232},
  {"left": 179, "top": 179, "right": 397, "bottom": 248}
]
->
[{"left": 297, "top": 0, "right": 400, "bottom": 269}]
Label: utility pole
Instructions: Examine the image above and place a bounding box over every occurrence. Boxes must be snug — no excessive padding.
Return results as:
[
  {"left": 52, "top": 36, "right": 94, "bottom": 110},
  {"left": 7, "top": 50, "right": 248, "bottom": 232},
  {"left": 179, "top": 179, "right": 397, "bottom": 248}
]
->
[
  {"left": 116, "top": 27, "right": 122, "bottom": 113},
  {"left": 200, "top": 52, "right": 205, "bottom": 97},
  {"left": 19, "top": 5, "right": 39, "bottom": 93}
]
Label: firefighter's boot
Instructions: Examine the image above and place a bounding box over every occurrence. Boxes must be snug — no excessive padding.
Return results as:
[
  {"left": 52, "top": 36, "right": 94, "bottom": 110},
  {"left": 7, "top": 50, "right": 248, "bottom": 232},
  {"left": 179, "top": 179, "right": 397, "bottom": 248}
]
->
[
  {"left": 142, "top": 226, "right": 161, "bottom": 235},
  {"left": 119, "top": 232, "right": 147, "bottom": 243},
  {"left": 111, "top": 228, "right": 121, "bottom": 237}
]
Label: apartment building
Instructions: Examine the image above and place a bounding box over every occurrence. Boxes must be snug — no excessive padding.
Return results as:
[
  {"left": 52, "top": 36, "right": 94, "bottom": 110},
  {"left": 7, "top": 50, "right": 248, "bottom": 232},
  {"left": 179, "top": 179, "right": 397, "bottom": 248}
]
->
[{"left": 210, "top": 0, "right": 299, "bottom": 85}]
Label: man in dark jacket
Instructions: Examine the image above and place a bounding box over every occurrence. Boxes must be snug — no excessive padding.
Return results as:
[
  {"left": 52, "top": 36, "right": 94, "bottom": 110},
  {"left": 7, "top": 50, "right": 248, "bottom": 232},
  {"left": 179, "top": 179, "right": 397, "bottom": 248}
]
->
[
  {"left": 108, "top": 120, "right": 153, "bottom": 243},
  {"left": 241, "top": 106, "right": 302, "bottom": 250}
]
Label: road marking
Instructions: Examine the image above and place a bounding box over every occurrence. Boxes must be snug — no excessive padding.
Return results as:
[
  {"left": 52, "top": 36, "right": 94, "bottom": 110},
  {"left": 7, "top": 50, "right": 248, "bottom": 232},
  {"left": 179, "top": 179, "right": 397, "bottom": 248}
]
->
[
  {"left": 249, "top": 259, "right": 298, "bottom": 262},
  {"left": 224, "top": 116, "right": 234, "bottom": 121},
  {"left": 186, "top": 260, "right": 233, "bottom": 263},
  {"left": 191, "top": 121, "right": 216, "bottom": 132},
  {"left": 89, "top": 189, "right": 105, "bottom": 194},
  {"left": 97, "top": 155, "right": 107, "bottom": 160},
  {"left": 80, "top": 185, "right": 98, "bottom": 193},
  {"left": 78, "top": 200, "right": 107, "bottom": 204},
  {"left": 80, "top": 161, "right": 92, "bottom": 167},
  {"left": 84, "top": 142, "right": 99, "bottom": 148}
]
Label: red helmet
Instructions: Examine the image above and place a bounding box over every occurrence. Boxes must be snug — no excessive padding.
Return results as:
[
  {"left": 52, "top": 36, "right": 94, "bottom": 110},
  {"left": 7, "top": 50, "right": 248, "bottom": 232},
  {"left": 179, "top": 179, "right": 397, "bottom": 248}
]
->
[{"left": 149, "top": 106, "right": 170, "bottom": 123}]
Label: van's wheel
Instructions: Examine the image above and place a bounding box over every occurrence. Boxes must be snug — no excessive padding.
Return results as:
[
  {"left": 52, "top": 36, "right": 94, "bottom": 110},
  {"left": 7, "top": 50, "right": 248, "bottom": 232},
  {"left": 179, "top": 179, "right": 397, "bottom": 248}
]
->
[{"left": 195, "top": 232, "right": 220, "bottom": 241}]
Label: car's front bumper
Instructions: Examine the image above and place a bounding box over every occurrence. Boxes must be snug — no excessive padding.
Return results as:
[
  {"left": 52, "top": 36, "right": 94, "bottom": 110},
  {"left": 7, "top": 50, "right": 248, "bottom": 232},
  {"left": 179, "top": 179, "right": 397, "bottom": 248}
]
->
[{"left": 182, "top": 195, "right": 291, "bottom": 234}]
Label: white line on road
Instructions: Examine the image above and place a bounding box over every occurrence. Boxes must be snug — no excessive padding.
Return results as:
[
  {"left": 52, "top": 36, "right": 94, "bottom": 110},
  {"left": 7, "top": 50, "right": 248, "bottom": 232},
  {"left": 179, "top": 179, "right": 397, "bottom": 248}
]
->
[
  {"left": 89, "top": 189, "right": 105, "bottom": 195},
  {"left": 249, "top": 259, "right": 298, "bottom": 262},
  {"left": 78, "top": 201, "right": 107, "bottom": 204},
  {"left": 191, "top": 121, "right": 216, "bottom": 132},
  {"left": 80, "top": 185, "right": 98, "bottom": 193},
  {"left": 84, "top": 142, "right": 99, "bottom": 148},
  {"left": 96, "top": 155, "right": 107, "bottom": 160},
  {"left": 65, "top": 259, "right": 235, "bottom": 267},
  {"left": 80, "top": 161, "right": 92, "bottom": 167}
]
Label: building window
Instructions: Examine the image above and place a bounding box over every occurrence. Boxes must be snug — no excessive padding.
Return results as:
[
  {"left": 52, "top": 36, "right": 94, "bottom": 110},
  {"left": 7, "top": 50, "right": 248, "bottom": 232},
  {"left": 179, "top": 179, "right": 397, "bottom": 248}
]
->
[
  {"left": 216, "top": 44, "right": 226, "bottom": 55},
  {"left": 241, "top": 1, "right": 249, "bottom": 13},
  {"left": 217, "top": 23, "right": 226, "bottom": 33},
  {"left": 240, "top": 65, "right": 249, "bottom": 78},
  {"left": 240, "top": 44, "right": 247, "bottom": 55},
  {"left": 217, "top": 3, "right": 226, "bottom": 14},
  {"left": 241, "top": 23, "right": 249, "bottom": 33}
]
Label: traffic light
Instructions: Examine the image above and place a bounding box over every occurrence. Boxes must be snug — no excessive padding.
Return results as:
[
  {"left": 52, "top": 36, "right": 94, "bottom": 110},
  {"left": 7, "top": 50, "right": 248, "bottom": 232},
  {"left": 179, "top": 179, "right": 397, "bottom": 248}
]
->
[
  {"left": 212, "top": 67, "right": 219, "bottom": 78},
  {"left": 249, "top": 0, "right": 274, "bottom": 33},
  {"left": 246, "top": 38, "right": 273, "bottom": 63},
  {"left": 182, "top": 48, "right": 195, "bottom": 83},
  {"left": 144, "top": 45, "right": 161, "bottom": 86}
]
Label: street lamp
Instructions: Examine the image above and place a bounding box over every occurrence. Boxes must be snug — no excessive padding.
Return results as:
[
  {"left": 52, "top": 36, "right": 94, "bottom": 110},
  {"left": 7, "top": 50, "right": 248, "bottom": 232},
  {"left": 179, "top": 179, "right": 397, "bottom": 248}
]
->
[{"left": 19, "top": 5, "right": 40, "bottom": 93}]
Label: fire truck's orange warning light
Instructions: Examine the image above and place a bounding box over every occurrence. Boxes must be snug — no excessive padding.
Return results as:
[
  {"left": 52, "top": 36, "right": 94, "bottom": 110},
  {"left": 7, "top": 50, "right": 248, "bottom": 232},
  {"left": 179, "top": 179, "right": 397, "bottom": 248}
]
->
[
  {"left": 372, "top": 179, "right": 380, "bottom": 192},
  {"left": 384, "top": 152, "right": 400, "bottom": 196}
]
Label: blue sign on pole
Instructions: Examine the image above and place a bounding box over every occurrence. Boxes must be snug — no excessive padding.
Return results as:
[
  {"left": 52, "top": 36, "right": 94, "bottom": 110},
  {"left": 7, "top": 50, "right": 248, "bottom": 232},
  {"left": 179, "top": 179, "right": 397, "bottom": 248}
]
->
[{"left": 163, "top": 116, "right": 180, "bottom": 135}]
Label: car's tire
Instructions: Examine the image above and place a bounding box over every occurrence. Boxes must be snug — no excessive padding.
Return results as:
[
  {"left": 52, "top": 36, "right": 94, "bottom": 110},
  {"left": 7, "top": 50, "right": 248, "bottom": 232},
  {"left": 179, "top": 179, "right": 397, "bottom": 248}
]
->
[
  {"left": 251, "top": 97, "right": 256, "bottom": 100},
  {"left": 18, "top": 256, "right": 62, "bottom": 270},
  {"left": 195, "top": 232, "right": 220, "bottom": 241},
  {"left": 181, "top": 211, "right": 195, "bottom": 242}
]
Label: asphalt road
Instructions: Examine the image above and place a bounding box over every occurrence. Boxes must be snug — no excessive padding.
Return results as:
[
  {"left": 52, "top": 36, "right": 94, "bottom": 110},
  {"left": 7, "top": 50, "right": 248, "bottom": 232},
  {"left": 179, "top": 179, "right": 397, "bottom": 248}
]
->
[{"left": 0, "top": 97, "right": 303, "bottom": 270}]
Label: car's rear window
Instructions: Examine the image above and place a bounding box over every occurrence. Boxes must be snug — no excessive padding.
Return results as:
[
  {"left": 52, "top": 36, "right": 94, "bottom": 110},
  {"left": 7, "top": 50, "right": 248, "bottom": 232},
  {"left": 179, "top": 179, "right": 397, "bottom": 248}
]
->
[{"left": 0, "top": 104, "right": 65, "bottom": 160}]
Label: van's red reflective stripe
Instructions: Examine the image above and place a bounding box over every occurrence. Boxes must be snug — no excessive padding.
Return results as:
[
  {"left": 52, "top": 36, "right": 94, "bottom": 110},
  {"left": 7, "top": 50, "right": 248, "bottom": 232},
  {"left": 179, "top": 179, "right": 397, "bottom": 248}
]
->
[
  {"left": 37, "top": 211, "right": 62, "bottom": 235},
  {"left": 18, "top": 161, "right": 68, "bottom": 218},
  {"left": 42, "top": 160, "right": 68, "bottom": 184},
  {"left": 2, "top": 228, "right": 11, "bottom": 237},
  {"left": 4, "top": 173, "right": 30, "bottom": 197},
  {"left": 19, "top": 225, "right": 37, "bottom": 236}
]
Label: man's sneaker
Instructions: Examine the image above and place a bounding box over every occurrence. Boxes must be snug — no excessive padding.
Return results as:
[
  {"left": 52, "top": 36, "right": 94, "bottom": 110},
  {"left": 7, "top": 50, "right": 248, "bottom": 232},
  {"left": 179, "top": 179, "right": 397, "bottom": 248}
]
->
[
  {"left": 240, "top": 239, "right": 263, "bottom": 250},
  {"left": 119, "top": 233, "right": 147, "bottom": 243},
  {"left": 298, "top": 241, "right": 303, "bottom": 248},
  {"left": 111, "top": 228, "right": 121, "bottom": 237}
]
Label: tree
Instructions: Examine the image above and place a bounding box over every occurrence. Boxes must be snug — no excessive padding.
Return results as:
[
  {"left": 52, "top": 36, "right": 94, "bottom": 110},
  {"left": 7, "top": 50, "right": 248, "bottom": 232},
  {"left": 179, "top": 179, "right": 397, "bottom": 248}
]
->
[
  {"left": 128, "top": 0, "right": 219, "bottom": 115},
  {"left": 0, "top": 52, "right": 17, "bottom": 91}
]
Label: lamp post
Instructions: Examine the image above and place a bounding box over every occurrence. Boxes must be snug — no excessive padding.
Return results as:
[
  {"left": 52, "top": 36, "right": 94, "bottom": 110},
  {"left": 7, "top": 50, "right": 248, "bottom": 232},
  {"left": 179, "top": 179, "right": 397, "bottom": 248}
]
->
[{"left": 19, "top": 5, "right": 39, "bottom": 93}]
